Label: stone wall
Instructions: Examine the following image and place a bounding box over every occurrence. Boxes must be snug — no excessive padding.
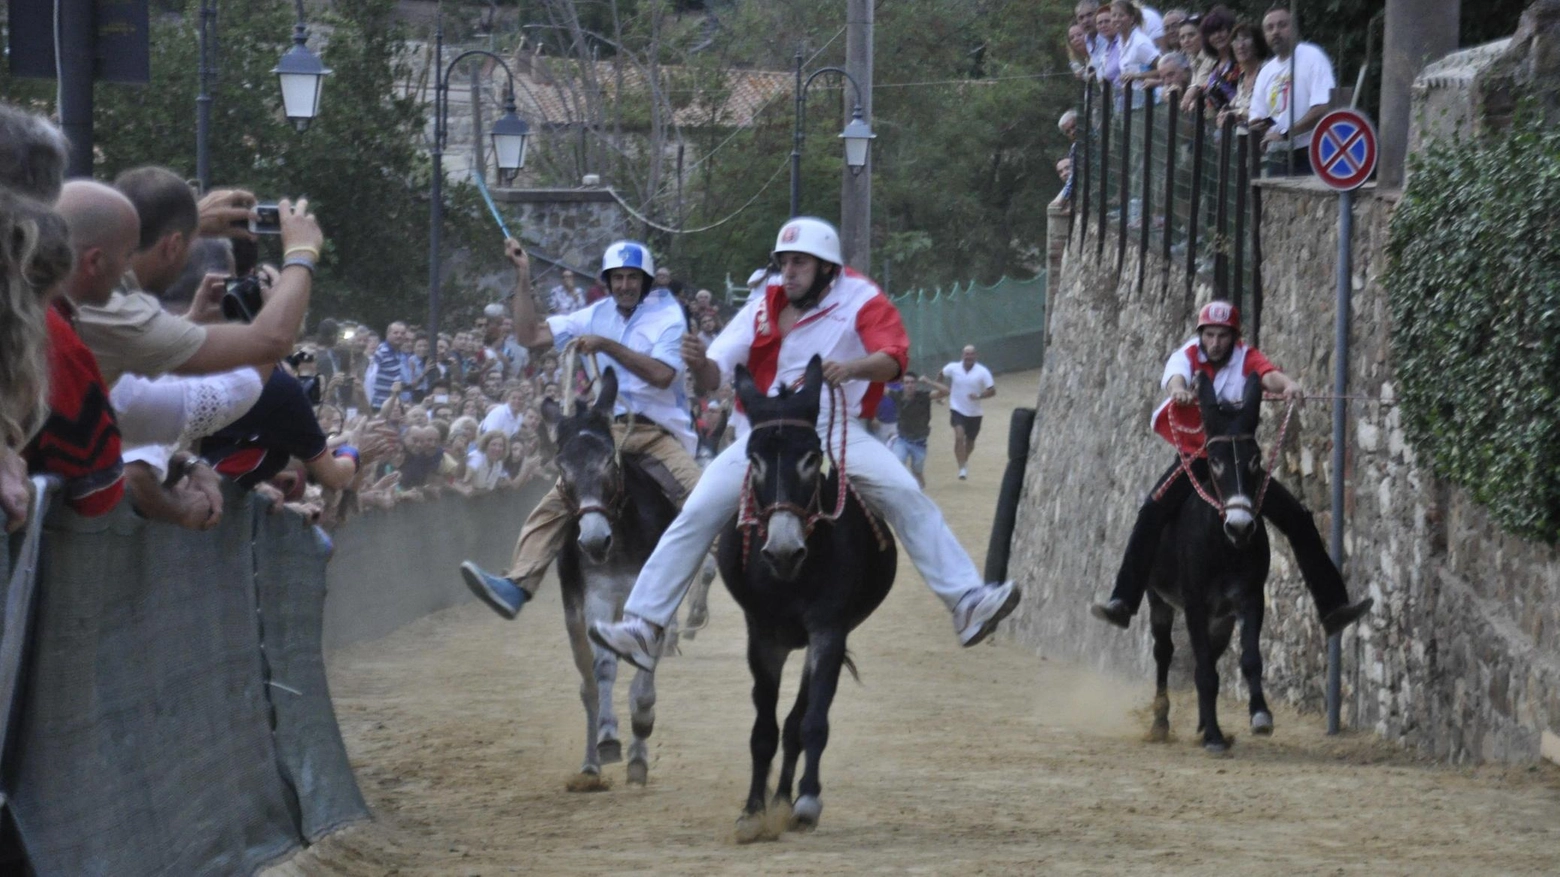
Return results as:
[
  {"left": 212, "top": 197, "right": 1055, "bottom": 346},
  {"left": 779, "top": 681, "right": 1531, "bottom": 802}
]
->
[
  {"left": 489, "top": 187, "right": 634, "bottom": 275},
  {"left": 1006, "top": 173, "right": 1560, "bottom": 764}
]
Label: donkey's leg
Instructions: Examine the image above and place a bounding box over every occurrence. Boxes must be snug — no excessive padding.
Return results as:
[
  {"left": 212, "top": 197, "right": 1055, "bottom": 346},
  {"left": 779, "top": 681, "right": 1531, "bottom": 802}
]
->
[
  {"left": 1181, "top": 599, "right": 1228, "bottom": 754},
  {"left": 625, "top": 665, "right": 655, "bottom": 785},
  {"left": 736, "top": 632, "right": 788, "bottom": 844},
  {"left": 562, "top": 587, "right": 609, "bottom": 791},
  {"left": 775, "top": 671, "right": 811, "bottom": 806},
  {"left": 683, "top": 554, "right": 718, "bottom": 638},
  {"left": 1146, "top": 591, "right": 1174, "bottom": 743},
  {"left": 1240, "top": 589, "right": 1273, "bottom": 734},
  {"left": 586, "top": 588, "right": 623, "bottom": 764},
  {"left": 791, "top": 632, "right": 847, "bottom": 832}
]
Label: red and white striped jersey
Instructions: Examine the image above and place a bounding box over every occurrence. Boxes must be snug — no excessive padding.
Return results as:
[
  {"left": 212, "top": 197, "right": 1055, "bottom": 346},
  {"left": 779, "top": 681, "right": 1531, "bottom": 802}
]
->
[
  {"left": 708, "top": 267, "right": 910, "bottom": 424},
  {"left": 1151, "top": 336, "right": 1276, "bottom": 454}
]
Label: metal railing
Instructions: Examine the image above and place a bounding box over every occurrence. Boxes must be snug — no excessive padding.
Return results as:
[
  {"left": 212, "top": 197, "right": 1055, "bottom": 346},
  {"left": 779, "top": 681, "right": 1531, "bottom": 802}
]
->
[{"left": 1070, "top": 78, "right": 1264, "bottom": 344}]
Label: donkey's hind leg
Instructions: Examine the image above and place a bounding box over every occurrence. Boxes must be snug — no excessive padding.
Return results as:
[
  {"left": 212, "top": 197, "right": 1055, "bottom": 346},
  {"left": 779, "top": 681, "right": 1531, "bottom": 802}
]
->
[
  {"left": 1146, "top": 591, "right": 1174, "bottom": 743},
  {"left": 1239, "top": 589, "right": 1273, "bottom": 735},
  {"left": 562, "top": 587, "right": 609, "bottom": 792},
  {"left": 683, "top": 553, "right": 718, "bottom": 639},
  {"left": 625, "top": 666, "right": 655, "bottom": 785}
]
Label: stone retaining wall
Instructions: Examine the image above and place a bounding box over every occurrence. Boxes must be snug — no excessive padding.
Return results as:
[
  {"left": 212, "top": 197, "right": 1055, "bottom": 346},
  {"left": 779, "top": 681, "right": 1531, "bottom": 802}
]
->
[{"left": 1007, "top": 180, "right": 1560, "bottom": 764}]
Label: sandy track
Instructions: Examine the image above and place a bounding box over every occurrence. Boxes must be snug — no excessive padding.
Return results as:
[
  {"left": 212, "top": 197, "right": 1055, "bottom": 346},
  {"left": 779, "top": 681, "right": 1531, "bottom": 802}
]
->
[{"left": 277, "top": 371, "right": 1560, "bottom": 876}]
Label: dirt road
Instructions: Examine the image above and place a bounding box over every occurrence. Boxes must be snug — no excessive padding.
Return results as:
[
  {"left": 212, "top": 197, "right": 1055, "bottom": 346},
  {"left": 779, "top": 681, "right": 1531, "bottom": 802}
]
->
[{"left": 281, "top": 370, "right": 1560, "bottom": 876}]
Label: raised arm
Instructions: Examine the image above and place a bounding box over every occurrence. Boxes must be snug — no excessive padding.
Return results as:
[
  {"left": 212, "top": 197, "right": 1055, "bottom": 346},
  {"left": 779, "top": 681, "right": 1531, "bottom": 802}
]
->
[{"left": 506, "top": 238, "right": 553, "bottom": 349}]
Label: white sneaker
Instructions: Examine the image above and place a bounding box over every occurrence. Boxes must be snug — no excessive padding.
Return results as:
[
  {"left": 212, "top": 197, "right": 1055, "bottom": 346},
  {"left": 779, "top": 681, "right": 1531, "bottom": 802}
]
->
[
  {"left": 589, "top": 616, "right": 664, "bottom": 671},
  {"left": 958, "top": 468, "right": 968, "bottom": 480},
  {"left": 954, "top": 582, "right": 1020, "bottom": 646}
]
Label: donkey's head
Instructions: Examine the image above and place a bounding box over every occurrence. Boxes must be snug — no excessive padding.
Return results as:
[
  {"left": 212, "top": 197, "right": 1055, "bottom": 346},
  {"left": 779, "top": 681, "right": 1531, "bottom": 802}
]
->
[
  {"left": 548, "top": 367, "right": 622, "bottom": 562},
  {"left": 1198, "top": 372, "right": 1265, "bottom": 547},
  {"left": 735, "top": 355, "right": 825, "bottom": 581}
]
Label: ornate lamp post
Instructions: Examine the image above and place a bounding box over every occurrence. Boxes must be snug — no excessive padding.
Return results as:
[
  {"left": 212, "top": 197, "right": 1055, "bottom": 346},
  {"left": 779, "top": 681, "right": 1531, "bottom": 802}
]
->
[{"left": 790, "top": 49, "right": 876, "bottom": 217}]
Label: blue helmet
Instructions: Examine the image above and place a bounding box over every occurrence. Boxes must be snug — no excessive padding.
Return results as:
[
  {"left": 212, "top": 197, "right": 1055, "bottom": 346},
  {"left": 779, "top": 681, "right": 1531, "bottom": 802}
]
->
[{"left": 600, "top": 240, "right": 657, "bottom": 287}]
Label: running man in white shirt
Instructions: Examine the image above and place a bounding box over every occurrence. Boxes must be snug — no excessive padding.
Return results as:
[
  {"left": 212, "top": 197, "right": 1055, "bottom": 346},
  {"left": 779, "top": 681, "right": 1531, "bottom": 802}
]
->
[
  {"left": 459, "top": 239, "right": 703, "bottom": 618},
  {"left": 936, "top": 346, "right": 996, "bottom": 480},
  {"left": 590, "top": 217, "right": 1019, "bottom": 671}
]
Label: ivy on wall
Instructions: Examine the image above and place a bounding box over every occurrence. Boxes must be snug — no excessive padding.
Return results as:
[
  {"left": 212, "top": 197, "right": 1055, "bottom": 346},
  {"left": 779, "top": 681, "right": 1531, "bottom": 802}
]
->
[{"left": 1385, "top": 111, "right": 1560, "bottom": 544}]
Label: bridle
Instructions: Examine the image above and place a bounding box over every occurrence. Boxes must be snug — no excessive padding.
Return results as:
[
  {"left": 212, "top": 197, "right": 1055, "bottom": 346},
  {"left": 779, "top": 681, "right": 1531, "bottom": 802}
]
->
[
  {"left": 735, "top": 385, "right": 889, "bottom": 570},
  {"left": 557, "top": 431, "right": 628, "bottom": 522},
  {"left": 1168, "top": 398, "right": 1295, "bottom": 519}
]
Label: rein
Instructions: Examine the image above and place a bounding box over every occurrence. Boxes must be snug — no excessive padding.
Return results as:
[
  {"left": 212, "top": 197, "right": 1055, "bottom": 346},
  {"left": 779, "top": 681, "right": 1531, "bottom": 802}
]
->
[
  {"left": 1167, "top": 398, "right": 1296, "bottom": 518},
  {"left": 736, "top": 384, "right": 889, "bottom": 570}
]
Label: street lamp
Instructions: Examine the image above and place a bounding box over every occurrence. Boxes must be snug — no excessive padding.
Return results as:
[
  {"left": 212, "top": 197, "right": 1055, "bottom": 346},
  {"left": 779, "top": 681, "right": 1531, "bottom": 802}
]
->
[
  {"left": 791, "top": 48, "right": 876, "bottom": 217},
  {"left": 427, "top": 24, "right": 532, "bottom": 338},
  {"left": 273, "top": 1, "right": 333, "bottom": 133},
  {"left": 195, "top": 0, "right": 331, "bottom": 190}
]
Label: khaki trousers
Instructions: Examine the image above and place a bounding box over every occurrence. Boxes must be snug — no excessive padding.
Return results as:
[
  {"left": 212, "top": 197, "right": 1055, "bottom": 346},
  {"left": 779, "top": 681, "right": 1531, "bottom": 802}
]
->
[{"left": 505, "top": 423, "right": 702, "bottom": 591}]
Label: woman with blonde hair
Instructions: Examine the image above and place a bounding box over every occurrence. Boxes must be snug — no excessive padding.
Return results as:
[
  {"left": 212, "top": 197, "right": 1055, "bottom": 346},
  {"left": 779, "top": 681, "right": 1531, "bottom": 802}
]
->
[{"left": 1, "top": 192, "right": 73, "bottom": 530}]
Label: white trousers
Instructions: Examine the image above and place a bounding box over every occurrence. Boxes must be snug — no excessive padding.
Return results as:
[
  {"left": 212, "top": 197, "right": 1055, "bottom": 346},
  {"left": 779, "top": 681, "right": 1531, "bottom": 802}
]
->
[{"left": 623, "top": 416, "right": 983, "bottom": 627}]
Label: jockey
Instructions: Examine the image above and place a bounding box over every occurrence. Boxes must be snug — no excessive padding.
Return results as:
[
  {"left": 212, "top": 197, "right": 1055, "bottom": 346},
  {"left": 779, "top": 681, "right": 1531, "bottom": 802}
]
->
[
  {"left": 1090, "top": 301, "right": 1373, "bottom": 635},
  {"left": 459, "top": 238, "right": 703, "bottom": 618},
  {"left": 590, "top": 217, "right": 1019, "bottom": 671}
]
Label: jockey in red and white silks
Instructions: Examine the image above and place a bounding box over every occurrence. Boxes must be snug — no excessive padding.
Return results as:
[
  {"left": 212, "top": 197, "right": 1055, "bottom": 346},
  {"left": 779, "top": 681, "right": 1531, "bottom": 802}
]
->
[{"left": 590, "top": 217, "right": 1020, "bottom": 671}]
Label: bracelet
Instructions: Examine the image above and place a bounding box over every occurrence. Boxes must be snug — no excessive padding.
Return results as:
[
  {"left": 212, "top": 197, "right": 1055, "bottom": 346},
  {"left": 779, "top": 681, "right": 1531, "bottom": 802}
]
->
[
  {"left": 282, "top": 257, "right": 316, "bottom": 276},
  {"left": 283, "top": 245, "right": 321, "bottom": 260},
  {"left": 333, "top": 445, "right": 361, "bottom": 470}
]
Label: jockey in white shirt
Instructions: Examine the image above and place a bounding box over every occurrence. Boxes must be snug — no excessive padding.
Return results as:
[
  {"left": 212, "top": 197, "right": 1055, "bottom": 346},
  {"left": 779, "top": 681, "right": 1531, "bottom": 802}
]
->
[
  {"left": 590, "top": 217, "right": 1020, "bottom": 671},
  {"left": 459, "top": 239, "right": 703, "bottom": 619}
]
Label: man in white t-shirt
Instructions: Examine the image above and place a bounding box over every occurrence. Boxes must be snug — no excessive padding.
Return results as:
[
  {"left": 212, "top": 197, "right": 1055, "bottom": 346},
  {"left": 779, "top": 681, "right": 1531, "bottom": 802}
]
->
[
  {"left": 938, "top": 345, "right": 995, "bottom": 481},
  {"left": 1247, "top": 7, "right": 1335, "bottom": 177}
]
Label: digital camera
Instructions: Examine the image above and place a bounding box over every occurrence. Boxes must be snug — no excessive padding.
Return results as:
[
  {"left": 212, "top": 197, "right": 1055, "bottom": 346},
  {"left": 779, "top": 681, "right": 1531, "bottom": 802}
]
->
[{"left": 220, "top": 273, "right": 267, "bottom": 323}]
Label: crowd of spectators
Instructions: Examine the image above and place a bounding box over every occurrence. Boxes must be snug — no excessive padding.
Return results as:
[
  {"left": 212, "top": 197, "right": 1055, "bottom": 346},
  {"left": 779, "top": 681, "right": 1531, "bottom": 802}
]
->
[
  {"left": 1057, "top": 0, "right": 1335, "bottom": 191},
  {"left": 0, "top": 99, "right": 749, "bottom": 540}
]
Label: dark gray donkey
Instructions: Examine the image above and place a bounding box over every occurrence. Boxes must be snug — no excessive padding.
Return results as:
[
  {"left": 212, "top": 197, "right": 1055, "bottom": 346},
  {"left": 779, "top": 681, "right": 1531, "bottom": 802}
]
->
[
  {"left": 1145, "top": 372, "right": 1274, "bottom": 754},
  {"left": 719, "top": 356, "right": 897, "bottom": 842},
  {"left": 547, "top": 367, "right": 679, "bottom": 790}
]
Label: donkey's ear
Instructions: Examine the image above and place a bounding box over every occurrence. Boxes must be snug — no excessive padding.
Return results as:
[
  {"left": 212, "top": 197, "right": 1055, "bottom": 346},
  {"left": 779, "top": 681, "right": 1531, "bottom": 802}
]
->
[
  {"left": 1195, "top": 372, "right": 1219, "bottom": 417},
  {"left": 803, "top": 355, "right": 825, "bottom": 397},
  {"left": 734, "top": 364, "right": 759, "bottom": 411},
  {"left": 1238, "top": 372, "right": 1264, "bottom": 431},
  {"left": 594, "top": 366, "right": 619, "bottom": 414},
  {"left": 573, "top": 398, "right": 590, "bottom": 418}
]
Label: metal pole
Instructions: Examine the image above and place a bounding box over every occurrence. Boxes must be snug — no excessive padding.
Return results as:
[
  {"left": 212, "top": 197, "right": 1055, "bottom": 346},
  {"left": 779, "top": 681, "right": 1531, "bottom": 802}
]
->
[
  {"left": 1327, "top": 188, "right": 1353, "bottom": 735},
  {"left": 1161, "top": 95, "right": 1178, "bottom": 294},
  {"left": 57, "top": 0, "right": 96, "bottom": 178},
  {"left": 790, "top": 48, "right": 804, "bottom": 218},
  {"left": 1136, "top": 95, "right": 1154, "bottom": 294},
  {"left": 1116, "top": 81, "right": 1133, "bottom": 275},
  {"left": 1096, "top": 82, "right": 1112, "bottom": 258},
  {"left": 1077, "top": 81, "right": 1093, "bottom": 253},
  {"left": 196, "top": 0, "right": 215, "bottom": 190},
  {"left": 1185, "top": 98, "right": 1205, "bottom": 303},
  {"left": 428, "top": 24, "right": 445, "bottom": 339},
  {"left": 841, "top": 0, "right": 873, "bottom": 272}
]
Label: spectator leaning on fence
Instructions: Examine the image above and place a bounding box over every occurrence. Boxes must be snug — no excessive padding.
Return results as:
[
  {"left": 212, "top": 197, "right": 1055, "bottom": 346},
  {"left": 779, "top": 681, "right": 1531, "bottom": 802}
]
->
[
  {"left": 1112, "top": 1, "right": 1163, "bottom": 89},
  {"left": 370, "top": 322, "right": 413, "bottom": 409},
  {"left": 1248, "top": 5, "right": 1334, "bottom": 177},
  {"left": 1222, "top": 21, "right": 1273, "bottom": 128}
]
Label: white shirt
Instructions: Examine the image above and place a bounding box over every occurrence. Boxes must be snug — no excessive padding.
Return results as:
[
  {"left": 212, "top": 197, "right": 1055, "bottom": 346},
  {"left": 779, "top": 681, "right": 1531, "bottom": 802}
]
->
[
  {"left": 546, "top": 289, "right": 696, "bottom": 454},
  {"left": 942, "top": 361, "right": 995, "bottom": 418},
  {"left": 1249, "top": 43, "right": 1335, "bottom": 150},
  {"left": 1119, "top": 28, "right": 1160, "bottom": 79},
  {"left": 708, "top": 269, "right": 910, "bottom": 434},
  {"left": 1140, "top": 5, "right": 1164, "bottom": 41},
  {"left": 479, "top": 403, "right": 526, "bottom": 439}
]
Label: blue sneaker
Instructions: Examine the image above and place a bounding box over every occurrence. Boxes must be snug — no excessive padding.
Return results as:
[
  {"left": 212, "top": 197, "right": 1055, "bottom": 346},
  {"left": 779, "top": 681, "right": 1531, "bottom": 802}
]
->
[{"left": 461, "top": 561, "right": 528, "bottom": 619}]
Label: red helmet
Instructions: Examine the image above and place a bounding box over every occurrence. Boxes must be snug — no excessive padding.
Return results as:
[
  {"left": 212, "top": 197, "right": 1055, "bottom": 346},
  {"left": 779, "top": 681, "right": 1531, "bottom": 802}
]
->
[{"left": 1196, "top": 300, "right": 1240, "bottom": 332}]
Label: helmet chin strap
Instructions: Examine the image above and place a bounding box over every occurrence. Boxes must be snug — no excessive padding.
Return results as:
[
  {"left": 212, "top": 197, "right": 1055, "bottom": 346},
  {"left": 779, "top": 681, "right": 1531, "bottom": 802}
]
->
[{"left": 788, "top": 265, "right": 839, "bottom": 311}]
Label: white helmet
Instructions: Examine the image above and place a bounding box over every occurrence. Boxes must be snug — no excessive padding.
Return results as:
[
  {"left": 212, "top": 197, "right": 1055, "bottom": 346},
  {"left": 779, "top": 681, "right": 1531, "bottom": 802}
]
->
[
  {"left": 600, "top": 240, "right": 656, "bottom": 286},
  {"left": 772, "top": 217, "right": 842, "bottom": 266}
]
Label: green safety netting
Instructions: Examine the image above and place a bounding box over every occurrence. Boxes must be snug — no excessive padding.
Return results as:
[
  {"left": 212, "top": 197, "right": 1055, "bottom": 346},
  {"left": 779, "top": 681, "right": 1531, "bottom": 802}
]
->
[{"left": 891, "top": 273, "right": 1047, "bottom": 376}]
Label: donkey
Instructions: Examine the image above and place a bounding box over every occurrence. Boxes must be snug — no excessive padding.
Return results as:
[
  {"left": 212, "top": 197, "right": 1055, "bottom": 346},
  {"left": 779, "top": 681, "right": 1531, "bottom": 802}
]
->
[
  {"left": 548, "top": 367, "right": 679, "bottom": 790},
  {"left": 718, "top": 356, "right": 897, "bottom": 843},
  {"left": 1144, "top": 372, "right": 1273, "bottom": 754}
]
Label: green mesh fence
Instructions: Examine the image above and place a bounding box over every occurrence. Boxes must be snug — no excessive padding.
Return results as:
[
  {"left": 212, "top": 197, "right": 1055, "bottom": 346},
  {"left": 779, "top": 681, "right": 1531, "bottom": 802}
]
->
[{"left": 891, "top": 274, "right": 1047, "bottom": 376}]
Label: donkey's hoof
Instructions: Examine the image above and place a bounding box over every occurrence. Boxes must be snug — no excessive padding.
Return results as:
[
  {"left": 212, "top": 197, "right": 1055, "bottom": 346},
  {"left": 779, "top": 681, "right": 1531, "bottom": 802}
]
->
[
  {"left": 567, "top": 770, "right": 611, "bottom": 793},
  {"left": 789, "top": 795, "right": 822, "bottom": 832},
  {"left": 685, "top": 607, "right": 709, "bottom": 633},
  {"left": 626, "top": 758, "right": 648, "bottom": 786},
  {"left": 1146, "top": 719, "right": 1171, "bottom": 743},
  {"left": 735, "top": 811, "right": 774, "bottom": 844},
  {"left": 1251, "top": 711, "right": 1274, "bottom": 735},
  {"left": 1203, "top": 740, "right": 1231, "bottom": 757},
  {"left": 597, "top": 738, "right": 623, "bottom": 764}
]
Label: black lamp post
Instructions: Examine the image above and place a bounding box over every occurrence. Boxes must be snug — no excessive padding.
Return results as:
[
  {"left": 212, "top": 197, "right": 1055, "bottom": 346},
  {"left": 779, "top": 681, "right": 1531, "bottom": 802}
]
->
[
  {"left": 427, "top": 24, "right": 532, "bottom": 339},
  {"left": 195, "top": 0, "right": 331, "bottom": 191},
  {"left": 790, "top": 48, "right": 876, "bottom": 217}
]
